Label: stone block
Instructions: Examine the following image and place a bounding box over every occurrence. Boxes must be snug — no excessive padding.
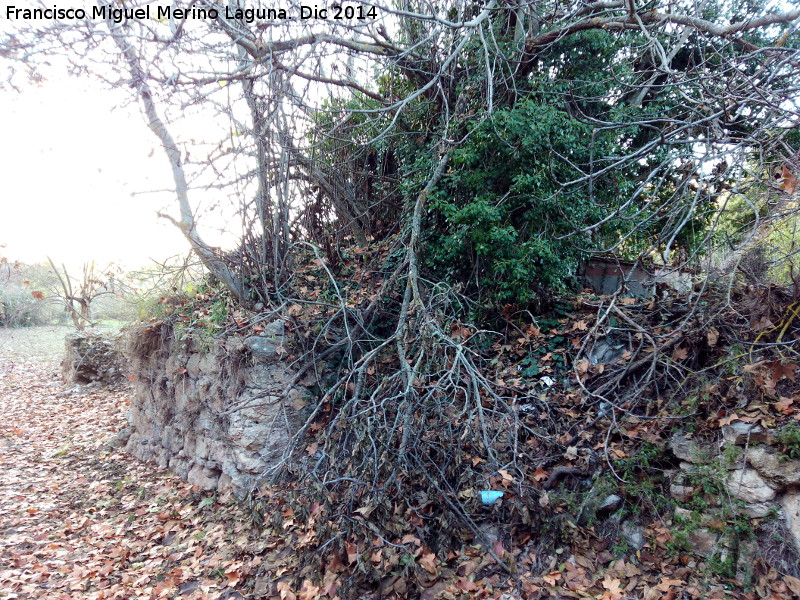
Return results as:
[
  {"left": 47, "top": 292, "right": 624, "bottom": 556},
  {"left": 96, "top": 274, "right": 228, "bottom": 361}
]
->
[
  {"left": 621, "top": 521, "right": 645, "bottom": 550},
  {"left": 194, "top": 435, "right": 210, "bottom": 460},
  {"left": 186, "top": 354, "right": 203, "bottom": 377},
  {"left": 781, "top": 492, "right": 800, "bottom": 552},
  {"left": 161, "top": 426, "right": 184, "bottom": 453},
  {"left": 722, "top": 422, "right": 769, "bottom": 446},
  {"left": 670, "top": 483, "right": 695, "bottom": 501},
  {"left": 228, "top": 414, "right": 269, "bottom": 451},
  {"left": 62, "top": 331, "right": 126, "bottom": 384},
  {"left": 168, "top": 456, "right": 191, "bottom": 479},
  {"left": 155, "top": 447, "right": 171, "bottom": 469},
  {"left": 217, "top": 473, "right": 233, "bottom": 493},
  {"left": 670, "top": 433, "right": 713, "bottom": 463},
  {"left": 244, "top": 322, "right": 286, "bottom": 361},
  {"left": 232, "top": 447, "right": 268, "bottom": 473},
  {"left": 187, "top": 462, "right": 220, "bottom": 491},
  {"left": 728, "top": 468, "right": 777, "bottom": 503},
  {"left": 742, "top": 502, "right": 773, "bottom": 518},
  {"left": 746, "top": 446, "right": 800, "bottom": 487}
]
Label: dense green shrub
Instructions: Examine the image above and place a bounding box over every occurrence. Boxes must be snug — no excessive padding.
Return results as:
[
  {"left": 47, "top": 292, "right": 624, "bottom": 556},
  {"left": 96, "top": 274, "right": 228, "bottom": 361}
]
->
[{"left": 306, "top": 16, "right": 796, "bottom": 309}]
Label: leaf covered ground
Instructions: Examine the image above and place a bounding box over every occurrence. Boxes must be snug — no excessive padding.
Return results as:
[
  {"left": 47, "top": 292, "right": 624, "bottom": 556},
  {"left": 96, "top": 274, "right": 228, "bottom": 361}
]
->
[
  {"left": 0, "top": 359, "right": 273, "bottom": 599},
  {"left": 3, "top": 346, "right": 800, "bottom": 600}
]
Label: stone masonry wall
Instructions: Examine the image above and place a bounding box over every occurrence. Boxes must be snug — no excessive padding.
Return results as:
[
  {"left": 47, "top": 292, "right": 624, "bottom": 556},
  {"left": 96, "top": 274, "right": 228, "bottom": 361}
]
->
[
  {"left": 63, "top": 331, "right": 126, "bottom": 384},
  {"left": 123, "top": 320, "right": 309, "bottom": 496},
  {"left": 671, "top": 423, "right": 800, "bottom": 557}
]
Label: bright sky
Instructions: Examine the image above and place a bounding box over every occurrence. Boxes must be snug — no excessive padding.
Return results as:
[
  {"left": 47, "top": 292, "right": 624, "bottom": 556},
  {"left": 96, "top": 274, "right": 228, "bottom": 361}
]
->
[{"left": 0, "top": 75, "right": 205, "bottom": 270}]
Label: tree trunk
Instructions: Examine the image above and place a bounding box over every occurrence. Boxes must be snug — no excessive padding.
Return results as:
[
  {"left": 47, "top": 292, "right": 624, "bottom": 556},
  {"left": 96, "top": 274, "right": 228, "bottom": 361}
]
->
[{"left": 101, "top": 1, "right": 245, "bottom": 303}]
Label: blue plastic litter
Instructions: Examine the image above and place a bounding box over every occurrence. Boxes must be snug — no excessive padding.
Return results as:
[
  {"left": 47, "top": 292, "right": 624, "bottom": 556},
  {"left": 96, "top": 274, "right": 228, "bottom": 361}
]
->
[{"left": 479, "top": 490, "right": 504, "bottom": 505}]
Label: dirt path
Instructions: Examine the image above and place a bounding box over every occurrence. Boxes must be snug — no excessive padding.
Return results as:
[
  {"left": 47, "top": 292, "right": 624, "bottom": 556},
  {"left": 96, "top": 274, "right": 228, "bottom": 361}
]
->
[{"left": 0, "top": 360, "right": 265, "bottom": 599}]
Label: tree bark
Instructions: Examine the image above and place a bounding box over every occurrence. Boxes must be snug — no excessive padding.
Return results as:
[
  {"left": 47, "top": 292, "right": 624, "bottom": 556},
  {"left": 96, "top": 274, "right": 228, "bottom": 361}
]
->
[{"left": 100, "top": 1, "right": 244, "bottom": 302}]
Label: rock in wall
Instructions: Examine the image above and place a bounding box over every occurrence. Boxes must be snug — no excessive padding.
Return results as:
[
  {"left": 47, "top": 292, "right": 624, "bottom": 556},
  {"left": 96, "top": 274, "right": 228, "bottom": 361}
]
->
[{"left": 123, "top": 320, "right": 308, "bottom": 496}]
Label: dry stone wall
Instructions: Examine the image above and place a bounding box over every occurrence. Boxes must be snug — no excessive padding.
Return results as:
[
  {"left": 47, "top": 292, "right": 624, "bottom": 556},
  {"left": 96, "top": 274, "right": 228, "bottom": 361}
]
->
[
  {"left": 63, "top": 331, "right": 126, "bottom": 384},
  {"left": 123, "top": 320, "right": 309, "bottom": 496},
  {"left": 670, "top": 424, "right": 800, "bottom": 556}
]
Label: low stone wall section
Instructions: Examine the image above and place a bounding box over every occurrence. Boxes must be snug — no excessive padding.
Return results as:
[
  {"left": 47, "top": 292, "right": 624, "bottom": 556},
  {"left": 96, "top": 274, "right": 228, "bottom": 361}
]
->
[
  {"left": 123, "top": 320, "right": 308, "bottom": 495},
  {"left": 63, "top": 331, "right": 126, "bottom": 384}
]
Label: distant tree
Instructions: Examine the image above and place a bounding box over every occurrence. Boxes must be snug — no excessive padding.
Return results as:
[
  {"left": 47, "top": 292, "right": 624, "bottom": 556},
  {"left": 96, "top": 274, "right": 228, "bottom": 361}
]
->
[{"left": 46, "top": 258, "right": 120, "bottom": 330}]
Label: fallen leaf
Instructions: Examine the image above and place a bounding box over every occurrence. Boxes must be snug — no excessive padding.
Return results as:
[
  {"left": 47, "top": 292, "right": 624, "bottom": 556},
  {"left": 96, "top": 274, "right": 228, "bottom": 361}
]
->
[
  {"left": 718, "top": 413, "right": 740, "bottom": 426},
  {"left": 498, "top": 469, "right": 514, "bottom": 483},
  {"left": 672, "top": 346, "right": 688, "bottom": 361},
  {"left": 346, "top": 541, "right": 358, "bottom": 564},
  {"left": 458, "top": 577, "right": 478, "bottom": 592},
  {"left": 602, "top": 574, "right": 624, "bottom": 599},
  {"left": 785, "top": 574, "right": 800, "bottom": 596},
  {"left": 277, "top": 581, "right": 296, "bottom": 600},
  {"left": 751, "top": 316, "right": 775, "bottom": 331},
  {"left": 354, "top": 505, "right": 375, "bottom": 518},
  {"left": 767, "top": 360, "right": 797, "bottom": 382},
  {"left": 778, "top": 164, "right": 798, "bottom": 195},
  {"left": 418, "top": 551, "right": 438, "bottom": 575},
  {"left": 774, "top": 397, "right": 795, "bottom": 415},
  {"left": 543, "top": 571, "right": 561, "bottom": 586},
  {"left": 643, "top": 586, "right": 661, "bottom": 600},
  {"left": 657, "top": 577, "right": 685, "bottom": 592}
]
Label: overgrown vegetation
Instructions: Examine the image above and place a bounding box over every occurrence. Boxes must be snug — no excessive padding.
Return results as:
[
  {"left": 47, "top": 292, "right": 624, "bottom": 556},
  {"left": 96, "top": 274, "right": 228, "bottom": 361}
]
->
[
  {"left": 776, "top": 423, "right": 800, "bottom": 460},
  {"left": 126, "top": 250, "right": 800, "bottom": 595},
  {"left": 5, "top": 0, "right": 800, "bottom": 596}
]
